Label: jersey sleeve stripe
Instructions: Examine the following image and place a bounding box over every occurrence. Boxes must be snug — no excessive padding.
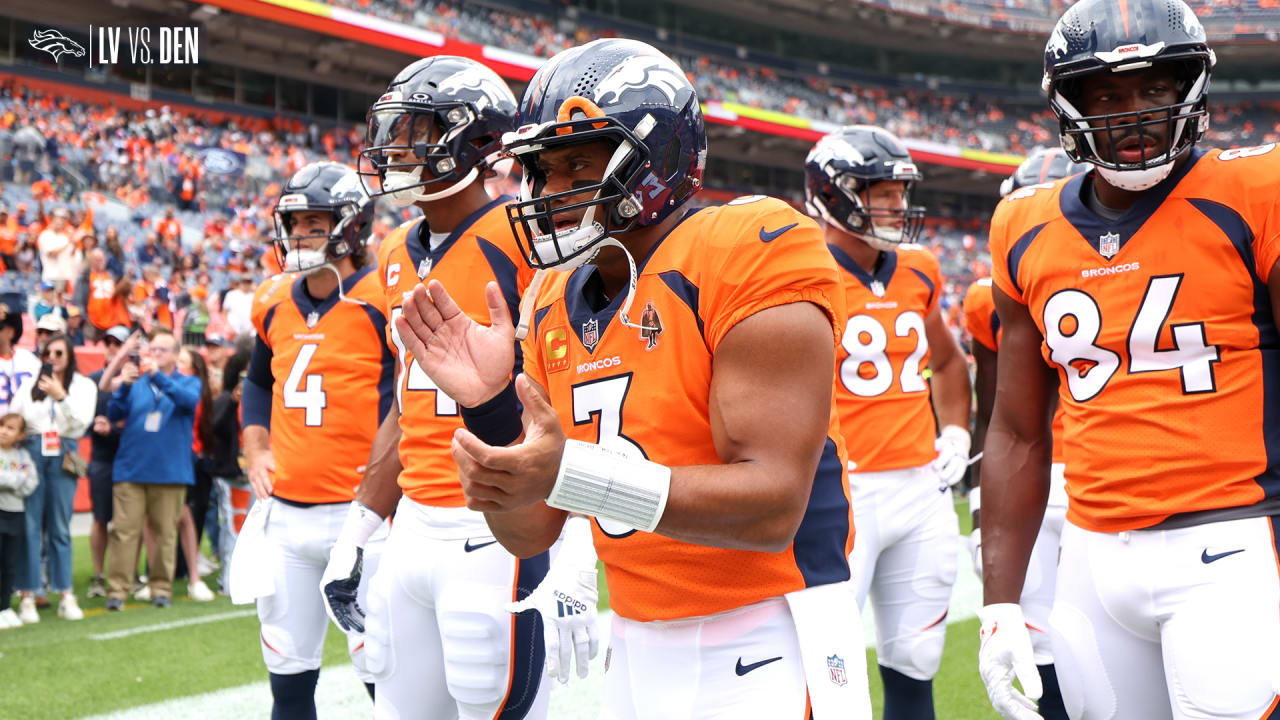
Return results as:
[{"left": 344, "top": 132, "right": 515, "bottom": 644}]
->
[
  {"left": 658, "top": 270, "right": 705, "bottom": 342},
  {"left": 1007, "top": 223, "right": 1049, "bottom": 298},
  {"left": 908, "top": 266, "right": 936, "bottom": 308},
  {"left": 989, "top": 310, "right": 1002, "bottom": 351},
  {"left": 533, "top": 305, "right": 553, "bottom": 336},
  {"left": 1188, "top": 198, "right": 1280, "bottom": 497},
  {"left": 357, "top": 301, "right": 397, "bottom": 423},
  {"left": 791, "top": 437, "right": 852, "bottom": 588},
  {"left": 261, "top": 303, "right": 278, "bottom": 337}
]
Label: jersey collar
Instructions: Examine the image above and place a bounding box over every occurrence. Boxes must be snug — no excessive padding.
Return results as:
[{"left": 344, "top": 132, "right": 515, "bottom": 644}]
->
[
  {"left": 828, "top": 243, "right": 897, "bottom": 294},
  {"left": 1059, "top": 148, "right": 1205, "bottom": 261},
  {"left": 407, "top": 195, "right": 513, "bottom": 275},
  {"left": 290, "top": 265, "right": 373, "bottom": 325}
]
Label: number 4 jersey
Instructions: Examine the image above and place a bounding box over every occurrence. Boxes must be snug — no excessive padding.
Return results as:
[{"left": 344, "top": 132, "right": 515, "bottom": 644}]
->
[
  {"left": 521, "top": 196, "right": 854, "bottom": 623},
  {"left": 989, "top": 145, "right": 1280, "bottom": 533},
  {"left": 250, "top": 267, "right": 395, "bottom": 504},
  {"left": 829, "top": 242, "right": 942, "bottom": 473}
]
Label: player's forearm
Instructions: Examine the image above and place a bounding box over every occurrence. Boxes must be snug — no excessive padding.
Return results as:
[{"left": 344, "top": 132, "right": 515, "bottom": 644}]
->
[
  {"left": 355, "top": 411, "right": 404, "bottom": 518},
  {"left": 654, "top": 459, "right": 815, "bottom": 554},
  {"left": 979, "top": 422, "right": 1051, "bottom": 606},
  {"left": 931, "top": 349, "right": 972, "bottom": 431},
  {"left": 242, "top": 425, "right": 270, "bottom": 461},
  {"left": 485, "top": 503, "right": 568, "bottom": 558}
]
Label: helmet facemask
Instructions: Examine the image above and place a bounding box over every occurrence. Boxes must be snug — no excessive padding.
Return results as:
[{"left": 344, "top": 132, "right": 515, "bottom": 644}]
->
[
  {"left": 272, "top": 206, "right": 358, "bottom": 275},
  {"left": 359, "top": 99, "right": 488, "bottom": 207}
]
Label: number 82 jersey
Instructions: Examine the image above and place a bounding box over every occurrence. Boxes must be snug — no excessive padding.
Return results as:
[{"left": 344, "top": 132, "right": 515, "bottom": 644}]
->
[{"left": 989, "top": 146, "right": 1280, "bottom": 533}]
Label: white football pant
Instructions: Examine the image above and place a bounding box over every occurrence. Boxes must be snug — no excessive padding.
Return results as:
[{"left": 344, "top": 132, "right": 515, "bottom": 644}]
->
[
  {"left": 1051, "top": 515, "right": 1280, "bottom": 719},
  {"left": 850, "top": 461, "right": 960, "bottom": 680},
  {"left": 1022, "top": 462, "right": 1068, "bottom": 665}
]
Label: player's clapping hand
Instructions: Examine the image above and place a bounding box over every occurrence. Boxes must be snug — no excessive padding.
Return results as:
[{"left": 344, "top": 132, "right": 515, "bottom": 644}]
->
[
  {"left": 396, "top": 279, "right": 515, "bottom": 407},
  {"left": 451, "top": 374, "right": 566, "bottom": 512}
]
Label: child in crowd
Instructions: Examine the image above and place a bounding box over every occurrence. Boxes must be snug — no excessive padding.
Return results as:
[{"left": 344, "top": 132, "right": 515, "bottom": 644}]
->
[{"left": 0, "top": 413, "right": 37, "bottom": 628}]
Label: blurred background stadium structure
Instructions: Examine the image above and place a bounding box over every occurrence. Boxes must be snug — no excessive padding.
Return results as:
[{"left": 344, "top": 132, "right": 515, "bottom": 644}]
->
[{"left": 1, "top": 0, "right": 1277, "bottom": 333}]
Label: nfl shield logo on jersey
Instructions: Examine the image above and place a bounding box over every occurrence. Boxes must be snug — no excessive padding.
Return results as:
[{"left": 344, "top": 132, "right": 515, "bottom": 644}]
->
[
  {"left": 869, "top": 280, "right": 886, "bottom": 298},
  {"left": 305, "top": 311, "right": 320, "bottom": 328},
  {"left": 827, "top": 654, "right": 847, "bottom": 687},
  {"left": 582, "top": 318, "right": 600, "bottom": 351},
  {"left": 1098, "top": 231, "right": 1120, "bottom": 259},
  {"left": 417, "top": 257, "right": 433, "bottom": 279}
]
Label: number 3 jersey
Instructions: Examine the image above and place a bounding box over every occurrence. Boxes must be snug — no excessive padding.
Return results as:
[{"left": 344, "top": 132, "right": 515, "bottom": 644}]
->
[
  {"left": 376, "top": 197, "right": 536, "bottom": 508},
  {"left": 250, "top": 268, "right": 394, "bottom": 504},
  {"left": 829, "top": 242, "right": 943, "bottom": 473},
  {"left": 989, "top": 146, "right": 1280, "bottom": 533},
  {"left": 521, "top": 196, "right": 854, "bottom": 623}
]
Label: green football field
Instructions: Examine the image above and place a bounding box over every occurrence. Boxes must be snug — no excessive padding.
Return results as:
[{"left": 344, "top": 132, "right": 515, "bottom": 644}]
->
[{"left": 1, "top": 501, "right": 998, "bottom": 719}]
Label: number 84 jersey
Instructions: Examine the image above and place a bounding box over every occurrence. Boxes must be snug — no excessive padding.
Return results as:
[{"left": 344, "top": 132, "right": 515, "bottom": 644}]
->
[{"left": 989, "top": 145, "right": 1280, "bottom": 533}]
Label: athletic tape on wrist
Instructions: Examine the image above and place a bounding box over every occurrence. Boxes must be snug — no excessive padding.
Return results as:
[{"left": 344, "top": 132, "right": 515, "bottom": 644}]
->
[
  {"left": 548, "top": 440, "right": 671, "bottom": 533},
  {"left": 968, "top": 486, "right": 980, "bottom": 513},
  {"left": 460, "top": 381, "right": 522, "bottom": 446},
  {"left": 340, "top": 502, "right": 383, "bottom": 549}
]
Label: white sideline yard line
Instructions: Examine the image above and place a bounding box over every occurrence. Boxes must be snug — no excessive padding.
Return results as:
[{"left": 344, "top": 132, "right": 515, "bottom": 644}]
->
[
  {"left": 88, "top": 609, "right": 256, "bottom": 640},
  {"left": 81, "top": 547, "right": 983, "bottom": 720}
]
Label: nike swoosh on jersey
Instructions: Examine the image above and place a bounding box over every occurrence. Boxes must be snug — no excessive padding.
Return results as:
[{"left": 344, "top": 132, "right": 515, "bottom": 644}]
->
[
  {"left": 464, "top": 539, "right": 498, "bottom": 552},
  {"left": 759, "top": 223, "right": 799, "bottom": 243},
  {"left": 735, "top": 656, "right": 783, "bottom": 676},
  {"left": 1201, "top": 548, "right": 1245, "bottom": 564}
]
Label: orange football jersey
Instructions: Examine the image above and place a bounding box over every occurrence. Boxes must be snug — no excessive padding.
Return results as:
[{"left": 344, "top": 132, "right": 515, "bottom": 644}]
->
[
  {"left": 521, "top": 196, "right": 853, "bottom": 623},
  {"left": 251, "top": 267, "right": 394, "bottom": 504},
  {"left": 989, "top": 145, "right": 1280, "bottom": 532},
  {"left": 830, "top": 242, "right": 942, "bottom": 472},
  {"left": 962, "top": 278, "right": 1066, "bottom": 465},
  {"left": 378, "top": 197, "right": 537, "bottom": 507}
]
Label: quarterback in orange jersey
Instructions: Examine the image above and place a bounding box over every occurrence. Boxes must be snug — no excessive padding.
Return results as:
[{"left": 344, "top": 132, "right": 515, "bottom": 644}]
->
[
  {"left": 962, "top": 147, "right": 1088, "bottom": 720},
  {"left": 317, "top": 57, "right": 587, "bottom": 720},
  {"left": 979, "top": 2, "right": 1280, "bottom": 719},
  {"left": 396, "top": 39, "right": 872, "bottom": 719},
  {"left": 237, "top": 162, "right": 392, "bottom": 718},
  {"left": 804, "top": 125, "right": 971, "bottom": 719}
]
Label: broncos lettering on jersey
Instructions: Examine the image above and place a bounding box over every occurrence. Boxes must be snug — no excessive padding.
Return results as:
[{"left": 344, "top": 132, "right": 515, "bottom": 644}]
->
[
  {"left": 830, "top": 242, "right": 943, "bottom": 472},
  {"left": 377, "top": 196, "right": 537, "bottom": 507},
  {"left": 989, "top": 145, "right": 1280, "bottom": 532},
  {"left": 251, "top": 268, "right": 394, "bottom": 504},
  {"left": 521, "top": 196, "right": 853, "bottom": 623},
  {"left": 962, "top": 277, "right": 1066, "bottom": 465}
]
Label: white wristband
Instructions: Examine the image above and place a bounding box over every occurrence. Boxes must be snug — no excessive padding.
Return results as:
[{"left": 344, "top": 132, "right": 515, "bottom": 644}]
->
[
  {"left": 339, "top": 501, "right": 383, "bottom": 550},
  {"left": 548, "top": 440, "right": 671, "bottom": 533},
  {"left": 968, "top": 486, "right": 980, "bottom": 514}
]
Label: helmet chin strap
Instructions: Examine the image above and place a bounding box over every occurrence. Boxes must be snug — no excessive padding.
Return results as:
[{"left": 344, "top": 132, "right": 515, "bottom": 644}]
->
[
  {"left": 383, "top": 166, "right": 479, "bottom": 207},
  {"left": 597, "top": 238, "right": 659, "bottom": 332},
  {"left": 1094, "top": 161, "right": 1175, "bottom": 192}
]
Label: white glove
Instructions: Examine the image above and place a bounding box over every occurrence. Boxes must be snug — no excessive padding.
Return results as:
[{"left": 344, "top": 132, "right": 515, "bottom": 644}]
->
[
  {"left": 933, "top": 425, "right": 972, "bottom": 488},
  {"left": 320, "top": 502, "right": 383, "bottom": 634},
  {"left": 969, "top": 527, "right": 983, "bottom": 579},
  {"left": 508, "top": 515, "right": 600, "bottom": 684},
  {"left": 978, "top": 604, "right": 1044, "bottom": 720}
]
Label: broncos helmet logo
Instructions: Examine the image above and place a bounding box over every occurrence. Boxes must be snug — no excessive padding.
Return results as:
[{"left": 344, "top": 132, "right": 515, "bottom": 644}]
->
[
  {"left": 437, "top": 66, "right": 515, "bottom": 111},
  {"left": 29, "top": 29, "right": 85, "bottom": 63},
  {"left": 807, "top": 135, "right": 865, "bottom": 174},
  {"left": 593, "top": 55, "right": 688, "bottom": 107},
  {"left": 1046, "top": 27, "right": 1069, "bottom": 59}
]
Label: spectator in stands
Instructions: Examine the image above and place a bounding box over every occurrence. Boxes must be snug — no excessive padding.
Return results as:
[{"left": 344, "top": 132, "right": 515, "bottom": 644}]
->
[
  {"left": 0, "top": 306, "right": 39, "bottom": 416},
  {"left": 0, "top": 205, "right": 17, "bottom": 270},
  {"left": 37, "top": 208, "right": 81, "bottom": 290},
  {"left": 32, "top": 282, "right": 65, "bottom": 324},
  {"left": 211, "top": 347, "right": 249, "bottom": 594},
  {"left": 203, "top": 334, "right": 232, "bottom": 395},
  {"left": 85, "top": 249, "right": 132, "bottom": 344},
  {"left": 157, "top": 207, "right": 182, "bottom": 246},
  {"left": 11, "top": 334, "right": 96, "bottom": 623},
  {"left": 0, "top": 412, "right": 37, "bottom": 628},
  {"left": 64, "top": 307, "right": 85, "bottom": 348},
  {"left": 86, "top": 326, "right": 129, "bottom": 600},
  {"left": 221, "top": 275, "right": 255, "bottom": 340},
  {"left": 33, "top": 313, "right": 66, "bottom": 358},
  {"left": 182, "top": 287, "right": 211, "bottom": 350},
  {"left": 102, "top": 227, "right": 126, "bottom": 276},
  {"left": 12, "top": 124, "right": 41, "bottom": 184},
  {"left": 102, "top": 328, "right": 200, "bottom": 611},
  {"left": 136, "top": 232, "right": 161, "bottom": 268},
  {"left": 173, "top": 346, "right": 216, "bottom": 602}
]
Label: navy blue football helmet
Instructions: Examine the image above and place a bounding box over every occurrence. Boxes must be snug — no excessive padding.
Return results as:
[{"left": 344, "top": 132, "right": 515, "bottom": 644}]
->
[
  {"left": 999, "top": 146, "right": 1090, "bottom": 197},
  {"left": 1043, "top": 0, "right": 1214, "bottom": 190},
  {"left": 273, "top": 162, "right": 374, "bottom": 273},
  {"left": 804, "top": 125, "right": 925, "bottom": 252},
  {"left": 360, "top": 56, "right": 517, "bottom": 207},
  {"left": 502, "top": 38, "right": 707, "bottom": 270}
]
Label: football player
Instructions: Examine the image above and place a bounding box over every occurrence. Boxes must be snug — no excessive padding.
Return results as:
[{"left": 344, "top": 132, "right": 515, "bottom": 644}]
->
[
  {"left": 395, "top": 39, "right": 873, "bottom": 719},
  {"left": 805, "top": 125, "right": 971, "bottom": 719},
  {"left": 978, "top": 2, "right": 1280, "bottom": 718},
  {"left": 317, "top": 56, "right": 594, "bottom": 720},
  {"left": 239, "top": 161, "right": 392, "bottom": 717},
  {"left": 962, "top": 146, "right": 1088, "bottom": 720}
]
